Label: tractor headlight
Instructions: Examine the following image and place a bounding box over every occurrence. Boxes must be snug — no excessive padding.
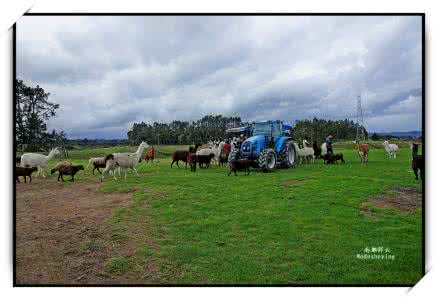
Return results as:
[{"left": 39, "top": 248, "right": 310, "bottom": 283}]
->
[{"left": 242, "top": 142, "right": 251, "bottom": 152}]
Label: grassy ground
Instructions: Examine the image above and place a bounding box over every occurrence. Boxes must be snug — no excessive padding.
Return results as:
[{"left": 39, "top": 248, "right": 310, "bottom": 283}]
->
[{"left": 38, "top": 145, "right": 423, "bottom": 285}]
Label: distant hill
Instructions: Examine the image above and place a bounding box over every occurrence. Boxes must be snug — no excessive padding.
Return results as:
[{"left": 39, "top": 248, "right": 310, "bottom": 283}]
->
[{"left": 374, "top": 131, "right": 422, "bottom": 138}]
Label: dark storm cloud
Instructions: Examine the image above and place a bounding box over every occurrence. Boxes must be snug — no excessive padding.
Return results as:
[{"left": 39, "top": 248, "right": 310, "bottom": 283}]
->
[{"left": 17, "top": 15, "right": 422, "bottom": 139}]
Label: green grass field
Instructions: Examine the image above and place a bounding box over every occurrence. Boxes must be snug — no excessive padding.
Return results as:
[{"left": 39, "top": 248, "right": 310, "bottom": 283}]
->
[{"left": 42, "top": 145, "right": 423, "bottom": 285}]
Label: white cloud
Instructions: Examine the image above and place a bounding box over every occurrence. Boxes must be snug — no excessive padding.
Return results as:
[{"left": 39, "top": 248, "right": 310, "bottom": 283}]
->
[{"left": 17, "top": 15, "right": 423, "bottom": 139}]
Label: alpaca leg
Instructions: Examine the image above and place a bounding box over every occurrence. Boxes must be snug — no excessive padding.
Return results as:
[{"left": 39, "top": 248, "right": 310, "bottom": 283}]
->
[
  {"left": 102, "top": 164, "right": 112, "bottom": 181},
  {"left": 413, "top": 168, "right": 418, "bottom": 180},
  {"left": 24, "top": 176, "right": 27, "bottom": 183},
  {"left": 133, "top": 167, "right": 140, "bottom": 176}
]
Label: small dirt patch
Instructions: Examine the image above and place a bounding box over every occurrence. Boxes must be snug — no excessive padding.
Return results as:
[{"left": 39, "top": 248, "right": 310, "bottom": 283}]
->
[
  {"left": 283, "top": 180, "right": 306, "bottom": 186},
  {"left": 15, "top": 178, "right": 134, "bottom": 284},
  {"left": 359, "top": 203, "right": 380, "bottom": 220},
  {"left": 367, "top": 186, "right": 422, "bottom": 213}
]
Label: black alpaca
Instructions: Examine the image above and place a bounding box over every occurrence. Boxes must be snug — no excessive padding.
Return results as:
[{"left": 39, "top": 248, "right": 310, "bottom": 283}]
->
[
  {"left": 412, "top": 143, "right": 424, "bottom": 180},
  {"left": 313, "top": 141, "right": 322, "bottom": 158}
]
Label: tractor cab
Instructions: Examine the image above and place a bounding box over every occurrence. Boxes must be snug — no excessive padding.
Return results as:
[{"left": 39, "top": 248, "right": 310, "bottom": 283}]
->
[
  {"left": 241, "top": 120, "right": 291, "bottom": 157},
  {"left": 235, "top": 120, "right": 297, "bottom": 172},
  {"left": 252, "top": 120, "right": 292, "bottom": 148}
]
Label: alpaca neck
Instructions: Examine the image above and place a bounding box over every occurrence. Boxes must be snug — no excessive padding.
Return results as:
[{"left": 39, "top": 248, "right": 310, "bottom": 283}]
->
[
  {"left": 412, "top": 149, "right": 419, "bottom": 159},
  {"left": 135, "top": 144, "right": 145, "bottom": 158},
  {"left": 47, "top": 151, "right": 56, "bottom": 160}
]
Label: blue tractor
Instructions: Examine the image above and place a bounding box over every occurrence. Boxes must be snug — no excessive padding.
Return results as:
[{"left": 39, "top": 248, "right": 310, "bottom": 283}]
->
[{"left": 226, "top": 120, "right": 298, "bottom": 172}]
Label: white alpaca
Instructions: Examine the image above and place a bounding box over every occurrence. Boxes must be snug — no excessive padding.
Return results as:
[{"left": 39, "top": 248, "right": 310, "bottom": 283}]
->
[
  {"left": 321, "top": 143, "right": 327, "bottom": 156},
  {"left": 21, "top": 148, "right": 60, "bottom": 178},
  {"left": 216, "top": 141, "right": 225, "bottom": 165},
  {"left": 294, "top": 142, "right": 314, "bottom": 164},
  {"left": 302, "top": 143, "right": 315, "bottom": 163},
  {"left": 196, "top": 143, "right": 222, "bottom": 165},
  {"left": 230, "top": 138, "right": 238, "bottom": 152},
  {"left": 302, "top": 139, "right": 310, "bottom": 147},
  {"left": 383, "top": 140, "right": 399, "bottom": 159},
  {"left": 101, "top": 141, "right": 149, "bottom": 181}
]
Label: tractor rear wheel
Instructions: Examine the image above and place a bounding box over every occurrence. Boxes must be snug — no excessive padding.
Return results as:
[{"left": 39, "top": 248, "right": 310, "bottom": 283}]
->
[
  {"left": 280, "top": 141, "right": 298, "bottom": 168},
  {"left": 258, "top": 148, "right": 277, "bottom": 172}
]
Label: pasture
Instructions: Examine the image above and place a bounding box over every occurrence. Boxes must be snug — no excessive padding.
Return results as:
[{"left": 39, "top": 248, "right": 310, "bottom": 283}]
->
[{"left": 15, "top": 145, "right": 423, "bottom": 285}]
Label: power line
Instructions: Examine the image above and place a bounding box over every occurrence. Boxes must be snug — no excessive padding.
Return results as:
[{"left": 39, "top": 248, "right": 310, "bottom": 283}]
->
[{"left": 356, "top": 95, "right": 366, "bottom": 141}]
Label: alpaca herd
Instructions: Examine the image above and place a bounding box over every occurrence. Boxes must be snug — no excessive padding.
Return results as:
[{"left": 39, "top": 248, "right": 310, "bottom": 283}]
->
[{"left": 14, "top": 138, "right": 424, "bottom": 184}]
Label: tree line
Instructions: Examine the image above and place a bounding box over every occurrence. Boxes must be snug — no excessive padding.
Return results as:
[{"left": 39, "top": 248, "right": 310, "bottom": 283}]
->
[
  {"left": 293, "top": 118, "right": 368, "bottom": 144},
  {"left": 127, "top": 115, "right": 245, "bottom": 145},
  {"left": 128, "top": 116, "right": 365, "bottom": 145}
]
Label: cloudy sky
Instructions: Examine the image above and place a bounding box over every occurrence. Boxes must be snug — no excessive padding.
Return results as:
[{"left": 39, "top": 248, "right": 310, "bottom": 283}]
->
[{"left": 17, "top": 15, "right": 422, "bottom": 139}]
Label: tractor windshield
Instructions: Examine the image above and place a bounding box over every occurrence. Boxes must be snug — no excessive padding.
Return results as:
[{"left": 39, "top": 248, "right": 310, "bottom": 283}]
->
[
  {"left": 272, "top": 122, "right": 282, "bottom": 137},
  {"left": 253, "top": 122, "right": 282, "bottom": 137},
  {"left": 253, "top": 123, "right": 271, "bottom": 136}
]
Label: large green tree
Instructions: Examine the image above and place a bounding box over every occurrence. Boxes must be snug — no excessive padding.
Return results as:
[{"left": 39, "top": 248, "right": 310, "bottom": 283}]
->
[{"left": 15, "top": 79, "right": 64, "bottom": 151}]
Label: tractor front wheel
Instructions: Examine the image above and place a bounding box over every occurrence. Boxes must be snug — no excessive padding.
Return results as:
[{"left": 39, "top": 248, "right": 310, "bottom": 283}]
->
[{"left": 258, "top": 149, "right": 277, "bottom": 172}]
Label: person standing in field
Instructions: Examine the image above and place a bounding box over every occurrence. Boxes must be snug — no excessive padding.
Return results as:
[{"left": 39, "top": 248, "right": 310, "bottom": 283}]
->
[
  {"left": 326, "top": 135, "right": 334, "bottom": 154},
  {"left": 223, "top": 140, "right": 231, "bottom": 155}
]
